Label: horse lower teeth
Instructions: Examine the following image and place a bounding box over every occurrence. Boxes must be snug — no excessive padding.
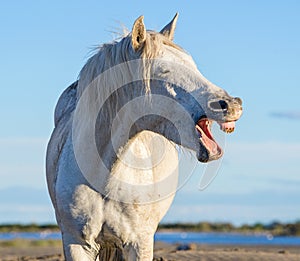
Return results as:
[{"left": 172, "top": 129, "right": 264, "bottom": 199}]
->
[{"left": 225, "top": 128, "right": 235, "bottom": 133}]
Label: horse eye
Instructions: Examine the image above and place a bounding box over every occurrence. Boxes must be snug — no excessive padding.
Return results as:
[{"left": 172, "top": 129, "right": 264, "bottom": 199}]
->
[{"left": 161, "top": 69, "right": 170, "bottom": 74}]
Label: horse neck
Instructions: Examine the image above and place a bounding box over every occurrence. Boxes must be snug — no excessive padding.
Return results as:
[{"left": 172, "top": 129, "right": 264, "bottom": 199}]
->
[{"left": 92, "top": 82, "right": 147, "bottom": 167}]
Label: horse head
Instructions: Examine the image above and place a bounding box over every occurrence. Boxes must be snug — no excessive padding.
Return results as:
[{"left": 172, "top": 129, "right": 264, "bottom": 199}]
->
[{"left": 127, "top": 14, "right": 243, "bottom": 163}]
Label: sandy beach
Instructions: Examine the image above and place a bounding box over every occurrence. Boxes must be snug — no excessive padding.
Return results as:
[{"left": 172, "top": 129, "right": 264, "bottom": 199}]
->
[{"left": 1, "top": 241, "right": 300, "bottom": 261}]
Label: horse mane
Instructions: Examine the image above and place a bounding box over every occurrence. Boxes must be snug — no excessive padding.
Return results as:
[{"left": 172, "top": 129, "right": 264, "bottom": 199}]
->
[
  {"left": 73, "top": 31, "right": 185, "bottom": 142},
  {"left": 76, "top": 31, "right": 183, "bottom": 100}
]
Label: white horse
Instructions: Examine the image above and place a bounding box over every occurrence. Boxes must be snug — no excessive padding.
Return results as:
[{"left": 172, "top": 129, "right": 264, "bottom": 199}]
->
[{"left": 46, "top": 14, "right": 242, "bottom": 261}]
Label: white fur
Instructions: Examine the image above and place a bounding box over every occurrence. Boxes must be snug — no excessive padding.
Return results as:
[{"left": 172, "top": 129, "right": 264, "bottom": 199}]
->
[{"left": 46, "top": 15, "right": 242, "bottom": 261}]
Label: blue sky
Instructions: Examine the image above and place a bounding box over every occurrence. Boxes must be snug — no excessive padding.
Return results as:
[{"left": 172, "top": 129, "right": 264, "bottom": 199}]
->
[{"left": 0, "top": 1, "right": 300, "bottom": 225}]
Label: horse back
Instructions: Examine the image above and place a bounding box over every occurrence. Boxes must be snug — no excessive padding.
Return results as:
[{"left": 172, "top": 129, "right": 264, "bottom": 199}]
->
[
  {"left": 46, "top": 82, "right": 78, "bottom": 209},
  {"left": 54, "top": 81, "right": 78, "bottom": 127}
]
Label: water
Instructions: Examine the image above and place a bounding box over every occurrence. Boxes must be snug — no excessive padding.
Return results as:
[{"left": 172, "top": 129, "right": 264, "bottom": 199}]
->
[
  {"left": 1, "top": 231, "right": 300, "bottom": 246},
  {"left": 154, "top": 232, "right": 300, "bottom": 246},
  {"left": 0, "top": 231, "right": 61, "bottom": 241}
]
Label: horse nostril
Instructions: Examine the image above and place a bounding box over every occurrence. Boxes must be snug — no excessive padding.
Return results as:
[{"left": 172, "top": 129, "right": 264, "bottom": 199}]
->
[
  {"left": 209, "top": 100, "right": 228, "bottom": 111},
  {"left": 235, "top": 97, "right": 243, "bottom": 106}
]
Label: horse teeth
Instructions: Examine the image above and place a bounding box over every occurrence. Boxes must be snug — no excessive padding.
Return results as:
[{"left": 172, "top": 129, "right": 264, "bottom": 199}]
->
[{"left": 224, "top": 127, "right": 235, "bottom": 133}]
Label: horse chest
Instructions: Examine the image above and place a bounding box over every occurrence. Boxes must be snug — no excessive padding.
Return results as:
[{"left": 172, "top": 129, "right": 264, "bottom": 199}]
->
[{"left": 100, "top": 131, "right": 179, "bottom": 243}]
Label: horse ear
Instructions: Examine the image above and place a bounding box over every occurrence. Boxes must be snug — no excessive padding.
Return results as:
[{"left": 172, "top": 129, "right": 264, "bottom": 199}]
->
[
  {"left": 131, "top": 15, "right": 147, "bottom": 51},
  {"left": 160, "top": 13, "right": 179, "bottom": 41}
]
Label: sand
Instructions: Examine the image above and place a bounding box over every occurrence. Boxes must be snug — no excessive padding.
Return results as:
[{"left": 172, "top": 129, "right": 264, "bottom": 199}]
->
[{"left": 1, "top": 242, "right": 300, "bottom": 261}]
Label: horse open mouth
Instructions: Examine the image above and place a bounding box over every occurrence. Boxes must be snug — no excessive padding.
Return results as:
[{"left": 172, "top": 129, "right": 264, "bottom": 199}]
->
[{"left": 196, "top": 118, "right": 236, "bottom": 159}]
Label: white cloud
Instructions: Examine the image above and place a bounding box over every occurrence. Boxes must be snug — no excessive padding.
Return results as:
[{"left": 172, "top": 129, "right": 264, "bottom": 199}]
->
[{"left": 270, "top": 111, "right": 300, "bottom": 120}]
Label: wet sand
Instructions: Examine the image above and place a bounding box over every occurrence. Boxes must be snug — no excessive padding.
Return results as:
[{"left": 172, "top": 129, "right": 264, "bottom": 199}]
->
[{"left": 1, "top": 241, "right": 300, "bottom": 261}]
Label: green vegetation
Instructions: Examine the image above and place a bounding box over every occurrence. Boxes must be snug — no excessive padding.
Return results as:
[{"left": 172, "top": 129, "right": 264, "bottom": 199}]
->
[
  {"left": 158, "top": 221, "right": 300, "bottom": 236},
  {"left": 0, "top": 223, "right": 59, "bottom": 233},
  {"left": 0, "top": 221, "right": 300, "bottom": 236}
]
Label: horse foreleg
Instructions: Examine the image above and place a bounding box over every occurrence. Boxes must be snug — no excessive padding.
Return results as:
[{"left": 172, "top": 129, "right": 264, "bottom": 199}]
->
[
  {"left": 62, "top": 232, "right": 99, "bottom": 261},
  {"left": 134, "top": 237, "right": 154, "bottom": 261}
]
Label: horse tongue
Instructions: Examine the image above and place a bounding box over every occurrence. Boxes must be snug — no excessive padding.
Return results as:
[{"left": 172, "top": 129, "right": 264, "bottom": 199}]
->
[{"left": 219, "top": 121, "right": 236, "bottom": 133}]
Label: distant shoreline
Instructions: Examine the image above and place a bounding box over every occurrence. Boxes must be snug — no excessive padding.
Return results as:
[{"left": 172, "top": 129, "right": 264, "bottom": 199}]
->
[{"left": 1, "top": 221, "right": 299, "bottom": 236}]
